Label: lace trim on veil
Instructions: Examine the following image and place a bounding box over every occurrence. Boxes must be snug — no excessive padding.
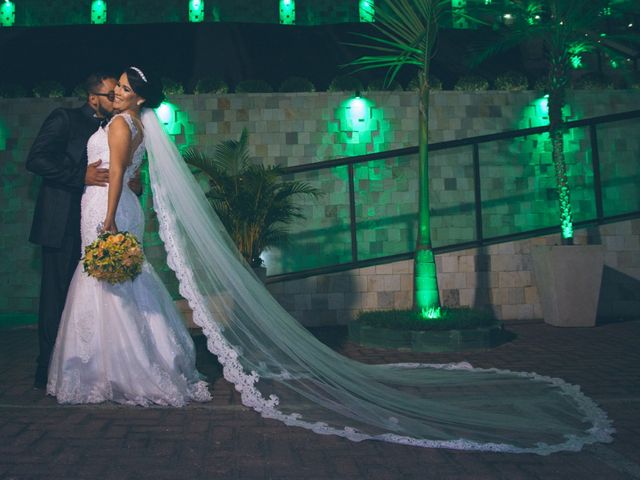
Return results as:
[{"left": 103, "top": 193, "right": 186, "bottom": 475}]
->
[{"left": 145, "top": 109, "right": 614, "bottom": 456}]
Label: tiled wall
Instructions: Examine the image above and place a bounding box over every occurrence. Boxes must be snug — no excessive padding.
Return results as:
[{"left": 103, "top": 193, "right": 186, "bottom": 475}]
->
[
  {"left": 1, "top": 90, "right": 639, "bottom": 323},
  {"left": 266, "top": 219, "right": 640, "bottom": 326}
]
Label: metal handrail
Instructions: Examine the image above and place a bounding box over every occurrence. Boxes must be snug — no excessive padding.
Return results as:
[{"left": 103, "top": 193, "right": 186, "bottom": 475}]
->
[{"left": 268, "top": 109, "right": 640, "bottom": 283}]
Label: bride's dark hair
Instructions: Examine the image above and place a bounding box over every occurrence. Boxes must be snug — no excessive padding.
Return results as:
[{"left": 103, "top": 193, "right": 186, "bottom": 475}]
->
[{"left": 124, "top": 66, "right": 164, "bottom": 109}]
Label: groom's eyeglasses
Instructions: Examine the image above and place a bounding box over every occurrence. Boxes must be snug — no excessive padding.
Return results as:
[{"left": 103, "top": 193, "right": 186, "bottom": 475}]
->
[{"left": 91, "top": 91, "right": 115, "bottom": 102}]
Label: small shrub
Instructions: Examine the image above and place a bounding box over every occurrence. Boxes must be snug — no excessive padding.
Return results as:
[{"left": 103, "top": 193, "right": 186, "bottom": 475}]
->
[
  {"left": 532, "top": 77, "right": 550, "bottom": 92},
  {"left": 194, "top": 77, "right": 229, "bottom": 94},
  {"left": 407, "top": 75, "right": 442, "bottom": 91},
  {"left": 32, "top": 81, "right": 65, "bottom": 98},
  {"left": 162, "top": 77, "right": 185, "bottom": 96},
  {"left": 573, "top": 73, "right": 613, "bottom": 90},
  {"left": 327, "top": 75, "right": 364, "bottom": 92},
  {"left": 0, "top": 83, "right": 28, "bottom": 98},
  {"left": 355, "top": 308, "right": 497, "bottom": 331},
  {"left": 279, "top": 76, "right": 315, "bottom": 92},
  {"left": 494, "top": 71, "right": 529, "bottom": 91},
  {"left": 71, "top": 83, "right": 87, "bottom": 100},
  {"left": 235, "top": 79, "right": 274, "bottom": 93},
  {"left": 366, "top": 78, "right": 403, "bottom": 92},
  {"left": 454, "top": 74, "right": 489, "bottom": 92}
]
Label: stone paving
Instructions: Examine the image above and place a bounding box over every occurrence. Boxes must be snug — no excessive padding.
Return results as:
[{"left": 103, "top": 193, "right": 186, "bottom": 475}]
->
[{"left": 1, "top": 320, "right": 639, "bottom": 480}]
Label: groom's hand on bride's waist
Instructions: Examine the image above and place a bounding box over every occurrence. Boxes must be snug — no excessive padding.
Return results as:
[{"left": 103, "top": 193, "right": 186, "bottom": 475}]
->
[{"left": 85, "top": 159, "right": 109, "bottom": 187}]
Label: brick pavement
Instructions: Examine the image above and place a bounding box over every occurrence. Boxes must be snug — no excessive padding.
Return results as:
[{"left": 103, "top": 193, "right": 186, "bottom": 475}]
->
[{"left": 1, "top": 320, "right": 639, "bottom": 480}]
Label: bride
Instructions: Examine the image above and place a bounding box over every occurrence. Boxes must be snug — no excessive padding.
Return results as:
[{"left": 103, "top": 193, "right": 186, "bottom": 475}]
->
[
  {"left": 50, "top": 66, "right": 613, "bottom": 454},
  {"left": 47, "top": 67, "right": 211, "bottom": 406}
]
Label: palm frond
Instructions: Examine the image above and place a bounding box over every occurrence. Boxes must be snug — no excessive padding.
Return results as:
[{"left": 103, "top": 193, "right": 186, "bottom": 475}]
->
[{"left": 183, "top": 147, "right": 223, "bottom": 178}]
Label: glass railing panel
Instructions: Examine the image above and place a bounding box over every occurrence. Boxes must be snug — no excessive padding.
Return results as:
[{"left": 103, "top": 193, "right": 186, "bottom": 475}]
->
[
  {"left": 597, "top": 119, "right": 640, "bottom": 217},
  {"left": 263, "top": 165, "right": 352, "bottom": 275}
]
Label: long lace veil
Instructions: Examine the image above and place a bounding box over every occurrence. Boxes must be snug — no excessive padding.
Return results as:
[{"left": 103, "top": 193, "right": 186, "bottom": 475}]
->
[{"left": 141, "top": 108, "right": 613, "bottom": 455}]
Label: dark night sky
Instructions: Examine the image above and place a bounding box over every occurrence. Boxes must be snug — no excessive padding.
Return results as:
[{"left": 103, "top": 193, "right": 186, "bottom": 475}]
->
[{"left": 0, "top": 22, "right": 519, "bottom": 92}]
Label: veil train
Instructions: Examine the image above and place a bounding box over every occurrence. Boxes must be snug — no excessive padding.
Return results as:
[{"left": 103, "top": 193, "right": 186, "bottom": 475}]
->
[{"left": 141, "top": 108, "right": 613, "bottom": 455}]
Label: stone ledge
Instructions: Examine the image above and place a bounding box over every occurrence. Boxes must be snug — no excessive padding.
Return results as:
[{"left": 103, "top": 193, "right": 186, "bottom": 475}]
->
[{"left": 348, "top": 322, "right": 505, "bottom": 353}]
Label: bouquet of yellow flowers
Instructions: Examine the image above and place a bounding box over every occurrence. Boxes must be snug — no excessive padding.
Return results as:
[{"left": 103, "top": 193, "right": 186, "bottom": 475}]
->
[{"left": 82, "top": 231, "right": 144, "bottom": 284}]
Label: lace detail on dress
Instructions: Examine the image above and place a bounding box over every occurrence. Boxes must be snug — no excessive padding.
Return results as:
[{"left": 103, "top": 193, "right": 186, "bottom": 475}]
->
[
  {"left": 106, "top": 112, "right": 145, "bottom": 185},
  {"left": 81, "top": 114, "right": 146, "bottom": 249}
]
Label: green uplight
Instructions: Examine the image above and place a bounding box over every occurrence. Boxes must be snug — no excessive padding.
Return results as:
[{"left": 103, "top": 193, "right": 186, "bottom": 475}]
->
[
  {"left": 188, "top": 0, "right": 205, "bottom": 22},
  {"left": 0, "top": 118, "right": 9, "bottom": 151},
  {"left": 279, "top": 0, "right": 295, "bottom": 25},
  {"left": 346, "top": 95, "right": 371, "bottom": 131},
  {"left": 359, "top": 0, "right": 374, "bottom": 22},
  {"left": 484, "top": 0, "right": 492, "bottom": 4},
  {"left": 610, "top": 59, "right": 619, "bottom": 69},
  {"left": 420, "top": 306, "right": 442, "bottom": 320},
  {"left": 91, "top": 0, "right": 107, "bottom": 25},
  {"left": 451, "top": 0, "right": 468, "bottom": 29},
  {"left": 324, "top": 94, "right": 390, "bottom": 172},
  {"left": 414, "top": 249, "right": 439, "bottom": 314},
  {"left": 155, "top": 102, "right": 180, "bottom": 135},
  {"left": 1, "top": 0, "right": 16, "bottom": 27}
]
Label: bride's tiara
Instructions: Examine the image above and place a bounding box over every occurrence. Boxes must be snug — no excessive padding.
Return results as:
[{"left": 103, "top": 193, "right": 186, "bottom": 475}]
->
[{"left": 129, "top": 66, "right": 148, "bottom": 83}]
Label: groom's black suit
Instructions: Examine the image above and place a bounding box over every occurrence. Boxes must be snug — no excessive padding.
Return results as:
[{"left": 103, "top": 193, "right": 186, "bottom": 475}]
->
[{"left": 26, "top": 103, "right": 101, "bottom": 386}]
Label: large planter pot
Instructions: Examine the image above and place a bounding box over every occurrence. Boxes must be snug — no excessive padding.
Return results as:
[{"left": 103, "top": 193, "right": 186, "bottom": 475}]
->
[{"left": 531, "top": 245, "right": 604, "bottom": 327}]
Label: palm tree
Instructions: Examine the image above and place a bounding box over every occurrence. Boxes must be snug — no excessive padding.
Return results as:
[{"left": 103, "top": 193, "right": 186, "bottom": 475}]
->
[
  {"left": 475, "top": 0, "right": 638, "bottom": 244},
  {"left": 183, "top": 129, "right": 320, "bottom": 268},
  {"left": 347, "top": 0, "right": 452, "bottom": 317}
]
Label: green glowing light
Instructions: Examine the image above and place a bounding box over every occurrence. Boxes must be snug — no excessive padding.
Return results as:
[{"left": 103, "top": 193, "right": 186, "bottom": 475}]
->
[
  {"left": 484, "top": 0, "right": 492, "bottom": 4},
  {"left": 570, "top": 54, "right": 583, "bottom": 69},
  {"left": 420, "top": 307, "right": 442, "bottom": 320},
  {"left": 91, "top": 0, "right": 107, "bottom": 24},
  {"left": 359, "top": 0, "right": 374, "bottom": 22},
  {"left": 346, "top": 96, "right": 370, "bottom": 131},
  {"left": 279, "top": 0, "right": 295, "bottom": 25},
  {"left": 155, "top": 102, "right": 180, "bottom": 135},
  {"left": 610, "top": 59, "right": 619, "bottom": 69},
  {"left": 188, "top": 0, "right": 204, "bottom": 22},
  {"left": 1, "top": 0, "right": 16, "bottom": 27},
  {"left": 568, "top": 43, "right": 588, "bottom": 69},
  {"left": 414, "top": 249, "right": 440, "bottom": 313},
  {"left": 0, "top": 118, "right": 9, "bottom": 151},
  {"left": 451, "top": 0, "right": 468, "bottom": 29},
  {"left": 332, "top": 94, "right": 378, "bottom": 156}
]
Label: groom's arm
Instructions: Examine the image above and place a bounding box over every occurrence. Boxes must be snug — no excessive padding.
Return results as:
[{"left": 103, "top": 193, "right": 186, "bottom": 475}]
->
[{"left": 26, "top": 108, "right": 86, "bottom": 189}]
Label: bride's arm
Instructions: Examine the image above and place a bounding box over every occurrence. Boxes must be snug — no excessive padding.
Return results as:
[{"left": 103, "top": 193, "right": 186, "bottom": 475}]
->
[{"left": 102, "top": 117, "right": 132, "bottom": 232}]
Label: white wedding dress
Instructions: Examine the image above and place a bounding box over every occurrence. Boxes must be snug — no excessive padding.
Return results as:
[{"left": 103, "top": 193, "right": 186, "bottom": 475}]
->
[{"left": 47, "top": 113, "right": 211, "bottom": 406}]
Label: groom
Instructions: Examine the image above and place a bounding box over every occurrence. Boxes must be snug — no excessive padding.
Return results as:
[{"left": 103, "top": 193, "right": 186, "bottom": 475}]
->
[{"left": 26, "top": 72, "right": 117, "bottom": 389}]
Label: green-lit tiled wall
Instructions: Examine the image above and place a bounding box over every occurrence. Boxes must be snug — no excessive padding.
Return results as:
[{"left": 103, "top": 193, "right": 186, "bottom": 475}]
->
[{"left": 1, "top": 90, "right": 639, "bottom": 316}]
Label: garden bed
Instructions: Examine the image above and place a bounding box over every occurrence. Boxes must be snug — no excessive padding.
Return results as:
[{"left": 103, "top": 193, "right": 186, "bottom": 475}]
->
[{"left": 348, "top": 308, "right": 506, "bottom": 352}]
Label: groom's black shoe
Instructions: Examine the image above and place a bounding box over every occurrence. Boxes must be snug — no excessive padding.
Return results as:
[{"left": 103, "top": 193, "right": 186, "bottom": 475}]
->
[
  {"left": 33, "top": 366, "right": 48, "bottom": 390},
  {"left": 33, "top": 378, "right": 46, "bottom": 390}
]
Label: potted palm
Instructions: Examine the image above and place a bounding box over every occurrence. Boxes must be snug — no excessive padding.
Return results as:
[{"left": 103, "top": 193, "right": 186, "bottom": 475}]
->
[
  {"left": 183, "top": 129, "right": 320, "bottom": 278},
  {"left": 475, "top": 0, "right": 638, "bottom": 326}
]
